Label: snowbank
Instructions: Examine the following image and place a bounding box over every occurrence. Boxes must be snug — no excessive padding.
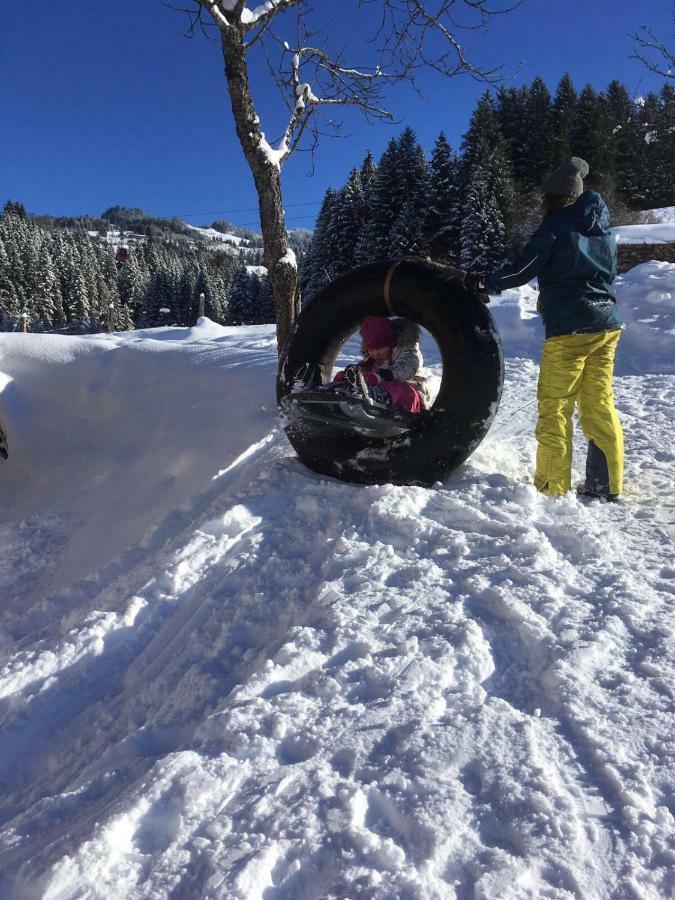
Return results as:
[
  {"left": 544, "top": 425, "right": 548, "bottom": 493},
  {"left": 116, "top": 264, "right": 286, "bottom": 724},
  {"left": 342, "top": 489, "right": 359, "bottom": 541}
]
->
[
  {"left": 0, "top": 321, "right": 277, "bottom": 614},
  {"left": 642, "top": 206, "right": 675, "bottom": 224},
  {"left": 487, "top": 260, "right": 675, "bottom": 376},
  {"left": 611, "top": 222, "right": 675, "bottom": 244},
  {"left": 0, "top": 267, "right": 674, "bottom": 899}
]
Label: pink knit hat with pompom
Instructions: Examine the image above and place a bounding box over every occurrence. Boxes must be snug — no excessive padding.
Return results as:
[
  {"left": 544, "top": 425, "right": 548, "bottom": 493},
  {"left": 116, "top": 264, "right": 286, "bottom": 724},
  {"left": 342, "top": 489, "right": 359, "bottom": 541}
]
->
[{"left": 359, "top": 315, "right": 396, "bottom": 350}]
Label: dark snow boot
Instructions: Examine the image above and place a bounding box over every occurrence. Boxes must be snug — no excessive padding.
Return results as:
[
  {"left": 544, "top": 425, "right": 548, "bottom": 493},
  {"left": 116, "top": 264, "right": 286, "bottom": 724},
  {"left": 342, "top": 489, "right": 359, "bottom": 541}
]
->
[
  {"left": 577, "top": 440, "right": 619, "bottom": 501},
  {"left": 0, "top": 421, "right": 7, "bottom": 460}
]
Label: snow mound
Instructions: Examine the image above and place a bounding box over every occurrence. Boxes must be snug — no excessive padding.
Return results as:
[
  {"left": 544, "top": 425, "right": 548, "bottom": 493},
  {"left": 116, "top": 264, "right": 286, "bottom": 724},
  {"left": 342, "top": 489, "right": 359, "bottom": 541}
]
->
[
  {"left": 0, "top": 321, "right": 277, "bottom": 612},
  {"left": 612, "top": 222, "right": 675, "bottom": 244},
  {"left": 487, "top": 261, "right": 675, "bottom": 376},
  {"left": 642, "top": 206, "right": 675, "bottom": 224},
  {"left": 614, "top": 261, "right": 675, "bottom": 375}
]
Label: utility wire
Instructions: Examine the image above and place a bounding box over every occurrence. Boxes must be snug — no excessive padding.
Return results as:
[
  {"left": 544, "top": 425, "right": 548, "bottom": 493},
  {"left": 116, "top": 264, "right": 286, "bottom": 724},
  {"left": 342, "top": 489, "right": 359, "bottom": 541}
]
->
[
  {"left": 217, "top": 213, "right": 317, "bottom": 229},
  {"left": 172, "top": 200, "right": 323, "bottom": 219}
]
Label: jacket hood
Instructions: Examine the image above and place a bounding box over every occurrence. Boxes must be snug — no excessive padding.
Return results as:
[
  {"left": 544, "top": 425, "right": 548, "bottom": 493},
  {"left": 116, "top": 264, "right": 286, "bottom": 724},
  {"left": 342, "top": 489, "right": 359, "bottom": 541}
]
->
[
  {"left": 568, "top": 191, "right": 611, "bottom": 236},
  {"left": 392, "top": 317, "right": 420, "bottom": 346}
]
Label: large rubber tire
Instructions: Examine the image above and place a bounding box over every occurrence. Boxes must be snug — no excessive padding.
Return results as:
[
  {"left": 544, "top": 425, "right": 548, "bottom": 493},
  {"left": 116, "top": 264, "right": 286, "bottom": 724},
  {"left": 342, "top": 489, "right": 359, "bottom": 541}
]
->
[{"left": 278, "top": 258, "right": 504, "bottom": 485}]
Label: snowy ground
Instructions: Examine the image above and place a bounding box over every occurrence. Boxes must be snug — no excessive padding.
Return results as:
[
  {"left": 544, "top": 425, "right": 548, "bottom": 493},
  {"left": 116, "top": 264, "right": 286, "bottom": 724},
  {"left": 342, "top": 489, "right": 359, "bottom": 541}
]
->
[{"left": 0, "top": 264, "right": 674, "bottom": 899}]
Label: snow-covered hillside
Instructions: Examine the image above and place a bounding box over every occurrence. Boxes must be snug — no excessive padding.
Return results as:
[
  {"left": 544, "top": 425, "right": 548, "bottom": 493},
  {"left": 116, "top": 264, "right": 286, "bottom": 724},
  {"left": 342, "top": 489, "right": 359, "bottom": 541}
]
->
[{"left": 0, "top": 264, "right": 673, "bottom": 899}]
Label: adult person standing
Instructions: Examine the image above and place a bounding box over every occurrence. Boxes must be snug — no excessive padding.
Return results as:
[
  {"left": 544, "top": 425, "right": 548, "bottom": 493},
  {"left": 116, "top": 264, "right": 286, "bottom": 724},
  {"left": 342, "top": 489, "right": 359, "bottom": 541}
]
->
[{"left": 465, "top": 157, "right": 624, "bottom": 500}]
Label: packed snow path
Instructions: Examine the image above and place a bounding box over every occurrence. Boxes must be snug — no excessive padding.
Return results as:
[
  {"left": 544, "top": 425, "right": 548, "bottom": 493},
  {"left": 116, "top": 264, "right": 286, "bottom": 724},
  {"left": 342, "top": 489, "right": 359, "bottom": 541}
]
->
[{"left": 0, "top": 264, "right": 674, "bottom": 899}]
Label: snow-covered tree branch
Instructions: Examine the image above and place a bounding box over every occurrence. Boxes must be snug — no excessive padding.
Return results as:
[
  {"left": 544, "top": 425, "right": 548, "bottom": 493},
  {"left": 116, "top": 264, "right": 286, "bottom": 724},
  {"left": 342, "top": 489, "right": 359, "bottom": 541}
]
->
[{"left": 189, "top": 0, "right": 520, "bottom": 352}]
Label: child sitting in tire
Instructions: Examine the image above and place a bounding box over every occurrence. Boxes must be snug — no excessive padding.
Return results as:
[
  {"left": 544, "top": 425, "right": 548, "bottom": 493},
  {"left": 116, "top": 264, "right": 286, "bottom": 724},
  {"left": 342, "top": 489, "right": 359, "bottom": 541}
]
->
[{"left": 335, "top": 315, "right": 431, "bottom": 413}]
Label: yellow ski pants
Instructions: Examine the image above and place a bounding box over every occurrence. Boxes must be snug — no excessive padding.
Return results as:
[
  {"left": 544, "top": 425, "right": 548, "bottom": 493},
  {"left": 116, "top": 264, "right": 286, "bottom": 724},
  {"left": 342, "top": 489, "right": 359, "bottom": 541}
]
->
[{"left": 535, "top": 330, "right": 623, "bottom": 496}]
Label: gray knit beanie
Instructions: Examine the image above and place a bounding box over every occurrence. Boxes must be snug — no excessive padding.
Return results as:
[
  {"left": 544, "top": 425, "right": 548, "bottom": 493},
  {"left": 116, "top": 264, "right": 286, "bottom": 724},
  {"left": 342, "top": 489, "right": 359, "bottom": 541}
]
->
[{"left": 541, "top": 157, "right": 589, "bottom": 198}]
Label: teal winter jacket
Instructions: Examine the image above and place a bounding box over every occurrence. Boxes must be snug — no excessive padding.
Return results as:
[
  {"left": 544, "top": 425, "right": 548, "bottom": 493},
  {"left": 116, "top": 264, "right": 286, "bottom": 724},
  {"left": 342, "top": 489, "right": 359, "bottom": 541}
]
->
[{"left": 485, "top": 192, "right": 623, "bottom": 339}]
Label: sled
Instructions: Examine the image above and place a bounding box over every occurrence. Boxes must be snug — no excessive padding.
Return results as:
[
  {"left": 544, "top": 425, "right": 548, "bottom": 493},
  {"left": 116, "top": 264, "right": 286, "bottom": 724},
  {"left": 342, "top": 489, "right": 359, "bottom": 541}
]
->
[{"left": 282, "top": 386, "right": 420, "bottom": 438}]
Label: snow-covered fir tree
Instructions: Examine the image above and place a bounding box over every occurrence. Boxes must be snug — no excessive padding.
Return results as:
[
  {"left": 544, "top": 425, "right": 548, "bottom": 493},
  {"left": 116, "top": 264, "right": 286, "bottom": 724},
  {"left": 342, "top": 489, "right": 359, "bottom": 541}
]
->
[
  {"left": 333, "top": 169, "right": 365, "bottom": 279},
  {"left": 227, "top": 266, "right": 253, "bottom": 325},
  {"left": 141, "top": 270, "right": 177, "bottom": 328},
  {"left": 425, "top": 132, "right": 461, "bottom": 263},
  {"left": 301, "top": 189, "right": 339, "bottom": 299},
  {"left": 460, "top": 163, "right": 506, "bottom": 273},
  {"left": 247, "top": 272, "right": 275, "bottom": 325},
  {"left": 355, "top": 137, "right": 400, "bottom": 264}
]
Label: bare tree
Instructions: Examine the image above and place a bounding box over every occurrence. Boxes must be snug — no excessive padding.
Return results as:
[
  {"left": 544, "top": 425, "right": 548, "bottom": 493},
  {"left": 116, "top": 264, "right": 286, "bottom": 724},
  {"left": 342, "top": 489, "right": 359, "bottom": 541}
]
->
[
  {"left": 185, "top": 0, "right": 520, "bottom": 353},
  {"left": 630, "top": 6, "right": 674, "bottom": 81}
]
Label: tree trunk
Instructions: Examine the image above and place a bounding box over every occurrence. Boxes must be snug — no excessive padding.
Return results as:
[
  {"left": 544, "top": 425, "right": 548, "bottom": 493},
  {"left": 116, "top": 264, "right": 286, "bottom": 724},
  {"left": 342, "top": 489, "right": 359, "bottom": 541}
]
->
[{"left": 220, "top": 29, "right": 300, "bottom": 355}]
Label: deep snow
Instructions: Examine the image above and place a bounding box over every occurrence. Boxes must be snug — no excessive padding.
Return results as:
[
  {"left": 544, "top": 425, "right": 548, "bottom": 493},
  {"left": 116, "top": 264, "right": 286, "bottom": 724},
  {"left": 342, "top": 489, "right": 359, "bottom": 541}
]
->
[{"left": 0, "top": 264, "right": 674, "bottom": 899}]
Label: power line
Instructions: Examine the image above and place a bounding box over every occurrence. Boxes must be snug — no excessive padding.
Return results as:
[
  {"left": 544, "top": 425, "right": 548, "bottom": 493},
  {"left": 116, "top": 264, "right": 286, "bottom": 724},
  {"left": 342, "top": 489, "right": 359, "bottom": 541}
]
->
[
  {"left": 173, "top": 200, "right": 323, "bottom": 219},
  {"left": 224, "top": 213, "right": 317, "bottom": 229}
]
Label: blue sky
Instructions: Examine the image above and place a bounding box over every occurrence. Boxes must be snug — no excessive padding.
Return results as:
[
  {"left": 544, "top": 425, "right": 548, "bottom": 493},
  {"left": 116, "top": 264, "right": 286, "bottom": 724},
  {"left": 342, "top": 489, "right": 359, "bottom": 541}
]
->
[{"left": 1, "top": 1, "right": 671, "bottom": 230}]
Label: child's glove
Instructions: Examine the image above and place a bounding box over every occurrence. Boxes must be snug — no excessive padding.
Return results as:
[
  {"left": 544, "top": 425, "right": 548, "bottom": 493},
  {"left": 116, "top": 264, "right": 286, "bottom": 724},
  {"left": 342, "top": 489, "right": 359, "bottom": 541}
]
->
[
  {"left": 344, "top": 365, "right": 379, "bottom": 388},
  {"left": 376, "top": 368, "right": 393, "bottom": 381},
  {"left": 343, "top": 365, "right": 362, "bottom": 388}
]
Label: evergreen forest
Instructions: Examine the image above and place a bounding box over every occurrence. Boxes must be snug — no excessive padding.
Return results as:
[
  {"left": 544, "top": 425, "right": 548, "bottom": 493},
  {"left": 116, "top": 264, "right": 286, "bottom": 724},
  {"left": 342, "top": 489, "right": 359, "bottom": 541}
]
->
[
  {"left": 0, "top": 203, "right": 311, "bottom": 333},
  {"left": 302, "top": 75, "right": 674, "bottom": 296},
  {"left": 1, "top": 74, "right": 672, "bottom": 333}
]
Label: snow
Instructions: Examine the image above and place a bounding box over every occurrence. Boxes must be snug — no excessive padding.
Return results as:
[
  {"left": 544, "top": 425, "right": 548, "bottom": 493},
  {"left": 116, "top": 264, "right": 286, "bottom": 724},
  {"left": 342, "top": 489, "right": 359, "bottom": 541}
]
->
[
  {"left": 240, "top": 2, "right": 279, "bottom": 27},
  {"left": 185, "top": 224, "right": 243, "bottom": 245},
  {"left": 0, "top": 265, "right": 674, "bottom": 898},
  {"left": 642, "top": 206, "right": 675, "bottom": 225},
  {"left": 279, "top": 246, "right": 297, "bottom": 269},
  {"left": 611, "top": 222, "right": 675, "bottom": 245},
  {"left": 245, "top": 264, "right": 267, "bottom": 276},
  {"left": 257, "top": 132, "right": 288, "bottom": 170}
]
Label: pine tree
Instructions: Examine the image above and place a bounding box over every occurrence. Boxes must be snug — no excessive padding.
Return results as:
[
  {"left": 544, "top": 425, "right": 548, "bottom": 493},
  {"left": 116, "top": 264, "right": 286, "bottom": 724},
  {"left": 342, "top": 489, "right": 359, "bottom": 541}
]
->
[
  {"left": 462, "top": 92, "right": 507, "bottom": 170},
  {"left": 302, "top": 188, "right": 339, "bottom": 297},
  {"left": 551, "top": 74, "right": 578, "bottom": 164},
  {"left": 0, "top": 273, "right": 22, "bottom": 331},
  {"left": 522, "top": 76, "right": 556, "bottom": 188},
  {"left": 34, "top": 241, "right": 65, "bottom": 330},
  {"left": 460, "top": 163, "right": 506, "bottom": 273},
  {"left": 140, "top": 270, "right": 177, "bottom": 327},
  {"left": 571, "top": 85, "right": 612, "bottom": 185},
  {"left": 647, "top": 85, "right": 675, "bottom": 207},
  {"left": 227, "top": 266, "right": 252, "bottom": 325},
  {"left": 333, "top": 169, "right": 365, "bottom": 278},
  {"left": 605, "top": 80, "right": 642, "bottom": 204},
  {"left": 248, "top": 273, "right": 275, "bottom": 324},
  {"left": 68, "top": 267, "right": 91, "bottom": 332},
  {"left": 117, "top": 250, "right": 146, "bottom": 324},
  {"left": 496, "top": 85, "right": 530, "bottom": 182},
  {"left": 360, "top": 150, "right": 377, "bottom": 197},
  {"left": 355, "top": 137, "right": 401, "bottom": 264},
  {"left": 461, "top": 92, "right": 516, "bottom": 238},
  {"left": 391, "top": 200, "right": 426, "bottom": 256},
  {"left": 425, "top": 132, "right": 461, "bottom": 263}
]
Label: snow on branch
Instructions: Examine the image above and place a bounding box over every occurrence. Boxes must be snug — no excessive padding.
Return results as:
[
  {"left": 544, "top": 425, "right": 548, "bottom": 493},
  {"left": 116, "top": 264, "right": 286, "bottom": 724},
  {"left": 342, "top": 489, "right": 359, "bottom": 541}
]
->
[
  {"left": 193, "top": 0, "right": 521, "bottom": 168},
  {"left": 241, "top": 0, "right": 304, "bottom": 30}
]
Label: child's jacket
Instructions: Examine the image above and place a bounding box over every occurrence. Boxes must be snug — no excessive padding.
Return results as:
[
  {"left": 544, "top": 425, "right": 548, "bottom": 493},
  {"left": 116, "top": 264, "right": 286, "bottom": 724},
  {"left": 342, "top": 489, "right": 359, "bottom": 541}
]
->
[{"left": 363, "top": 318, "right": 432, "bottom": 408}]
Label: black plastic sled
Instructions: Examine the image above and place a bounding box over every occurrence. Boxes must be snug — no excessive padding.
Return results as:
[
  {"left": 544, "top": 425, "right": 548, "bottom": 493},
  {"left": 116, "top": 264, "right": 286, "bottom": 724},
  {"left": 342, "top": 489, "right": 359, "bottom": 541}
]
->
[{"left": 282, "top": 386, "right": 421, "bottom": 439}]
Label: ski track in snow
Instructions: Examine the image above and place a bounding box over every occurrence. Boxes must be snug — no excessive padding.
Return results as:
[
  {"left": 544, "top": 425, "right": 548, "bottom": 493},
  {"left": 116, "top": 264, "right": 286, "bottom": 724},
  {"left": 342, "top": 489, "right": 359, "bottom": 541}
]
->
[{"left": 0, "top": 278, "right": 674, "bottom": 898}]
